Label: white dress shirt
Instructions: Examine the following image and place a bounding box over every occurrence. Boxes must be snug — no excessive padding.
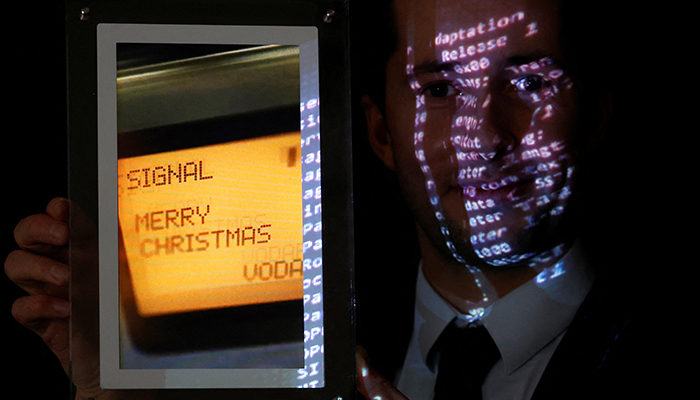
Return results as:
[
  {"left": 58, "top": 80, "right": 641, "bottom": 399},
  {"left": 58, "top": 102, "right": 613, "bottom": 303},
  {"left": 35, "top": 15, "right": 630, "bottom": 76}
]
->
[{"left": 394, "top": 243, "right": 595, "bottom": 400}]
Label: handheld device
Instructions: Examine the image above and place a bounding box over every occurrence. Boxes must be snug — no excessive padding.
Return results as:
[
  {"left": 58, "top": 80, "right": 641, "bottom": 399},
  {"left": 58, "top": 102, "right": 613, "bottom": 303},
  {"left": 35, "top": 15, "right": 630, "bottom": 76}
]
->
[{"left": 66, "top": 1, "right": 353, "bottom": 397}]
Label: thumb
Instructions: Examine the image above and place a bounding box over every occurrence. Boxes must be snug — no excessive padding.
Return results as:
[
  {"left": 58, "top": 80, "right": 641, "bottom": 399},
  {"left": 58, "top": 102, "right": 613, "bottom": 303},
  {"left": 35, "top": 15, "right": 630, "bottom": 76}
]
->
[{"left": 357, "top": 346, "right": 409, "bottom": 400}]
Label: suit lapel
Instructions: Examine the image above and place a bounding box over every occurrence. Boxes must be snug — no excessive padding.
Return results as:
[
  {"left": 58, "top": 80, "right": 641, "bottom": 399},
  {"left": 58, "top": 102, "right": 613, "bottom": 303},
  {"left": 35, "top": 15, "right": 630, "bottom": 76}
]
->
[{"left": 531, "top": 282, "right": 636, "bottom": 399}]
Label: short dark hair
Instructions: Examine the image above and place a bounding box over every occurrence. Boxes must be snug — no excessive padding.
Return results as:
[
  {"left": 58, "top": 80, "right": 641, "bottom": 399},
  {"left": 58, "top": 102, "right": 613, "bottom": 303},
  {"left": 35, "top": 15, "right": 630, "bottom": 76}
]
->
[
  {"left": 350, "top": 0, "right": 621, "bottom": 115},
  {"left": 350, "top": 0, "right": 396, "bottom": 114}
]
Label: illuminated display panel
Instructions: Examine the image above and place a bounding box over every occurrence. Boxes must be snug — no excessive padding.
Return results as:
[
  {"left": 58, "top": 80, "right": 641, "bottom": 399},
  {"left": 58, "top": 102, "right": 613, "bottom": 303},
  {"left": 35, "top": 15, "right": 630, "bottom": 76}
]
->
[
  {"left": 96, "top": 24, "right": 325, "bottom": 389},
  {"left": 118, "top": 132, "right": 303, "bottom": 317}
]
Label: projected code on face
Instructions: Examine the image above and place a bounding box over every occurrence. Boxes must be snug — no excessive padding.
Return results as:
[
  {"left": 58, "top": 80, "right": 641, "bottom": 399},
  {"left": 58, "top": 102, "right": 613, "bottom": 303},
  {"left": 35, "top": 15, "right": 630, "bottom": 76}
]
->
[{"left": 403, "top": 5, "right": 579, "bottom": 315}]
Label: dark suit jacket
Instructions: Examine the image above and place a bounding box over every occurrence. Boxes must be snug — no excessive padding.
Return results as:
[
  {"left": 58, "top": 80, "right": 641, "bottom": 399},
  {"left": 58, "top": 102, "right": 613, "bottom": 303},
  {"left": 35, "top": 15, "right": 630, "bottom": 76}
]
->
[
  {"left": 352, "top": 157, "right": 686, "bottom": 399},
  {"left": 355, "top": 259, "right": 683, "bottom": 399}
]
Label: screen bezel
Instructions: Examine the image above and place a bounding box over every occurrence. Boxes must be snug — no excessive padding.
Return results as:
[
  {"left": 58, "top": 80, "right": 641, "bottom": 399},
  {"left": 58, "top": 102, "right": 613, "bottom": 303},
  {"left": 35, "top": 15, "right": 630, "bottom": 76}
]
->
[{"left": 103, "top": 27, "right": 312, "bottom": 384}]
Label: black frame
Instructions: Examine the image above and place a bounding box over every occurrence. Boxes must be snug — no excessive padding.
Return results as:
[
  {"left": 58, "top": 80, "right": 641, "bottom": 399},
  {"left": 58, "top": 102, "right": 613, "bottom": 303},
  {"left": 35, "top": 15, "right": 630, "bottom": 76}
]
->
[{"left": 66, "top": 0, "right": 354, "bottom": 398}]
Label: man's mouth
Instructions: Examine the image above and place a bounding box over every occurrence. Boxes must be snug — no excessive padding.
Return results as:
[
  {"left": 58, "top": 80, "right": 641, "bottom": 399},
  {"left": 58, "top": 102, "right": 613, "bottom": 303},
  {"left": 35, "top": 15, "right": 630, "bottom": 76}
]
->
[{"left": 459, "top": 175, "right": 535, "bottom": 205}]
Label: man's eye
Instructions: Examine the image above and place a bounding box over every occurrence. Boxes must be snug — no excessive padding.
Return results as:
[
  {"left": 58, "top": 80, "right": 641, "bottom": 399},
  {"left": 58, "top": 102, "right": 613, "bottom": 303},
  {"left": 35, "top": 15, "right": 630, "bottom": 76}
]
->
[
  {"left": 424, "top": 82, "right": 460, "bottom": 97},
  {"left": 511, "top": 75, "right": 544, "bottom": 91}
]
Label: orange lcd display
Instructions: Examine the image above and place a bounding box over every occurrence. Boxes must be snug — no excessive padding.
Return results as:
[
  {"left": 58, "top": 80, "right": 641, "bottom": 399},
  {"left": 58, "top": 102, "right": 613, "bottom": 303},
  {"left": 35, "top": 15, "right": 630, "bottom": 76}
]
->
[{"left": 118, "top": 132, "right": 303, "bottom": 317}]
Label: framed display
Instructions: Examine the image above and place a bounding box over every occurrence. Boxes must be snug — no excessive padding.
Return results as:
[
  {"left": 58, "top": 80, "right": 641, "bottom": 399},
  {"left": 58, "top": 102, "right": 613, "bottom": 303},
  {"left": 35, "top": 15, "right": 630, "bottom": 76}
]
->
[{"left": 66, "top": 1, "right": 353, "bottom": 398}]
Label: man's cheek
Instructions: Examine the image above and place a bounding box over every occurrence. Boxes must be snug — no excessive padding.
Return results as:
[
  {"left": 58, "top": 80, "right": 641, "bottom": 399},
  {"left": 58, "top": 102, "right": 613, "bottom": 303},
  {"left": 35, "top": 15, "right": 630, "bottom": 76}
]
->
[
  {"left": 515, "top": 107, "right": 575, "bottom": 161},
  {"left": 424, "top": 106, "right": 459, "bottom": 136},
  {"left": 414, "top": 113, "right": 460, "bottom": 172},
  {"left": 489, "top": 96, "right": 534, "bottom": 136}
]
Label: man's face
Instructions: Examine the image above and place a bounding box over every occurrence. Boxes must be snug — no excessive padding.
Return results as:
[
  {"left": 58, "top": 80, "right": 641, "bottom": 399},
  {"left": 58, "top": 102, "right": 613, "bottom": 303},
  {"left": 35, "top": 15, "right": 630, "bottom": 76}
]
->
[{"left": 381, "top": 0, "right": 585, "bottom": 270}]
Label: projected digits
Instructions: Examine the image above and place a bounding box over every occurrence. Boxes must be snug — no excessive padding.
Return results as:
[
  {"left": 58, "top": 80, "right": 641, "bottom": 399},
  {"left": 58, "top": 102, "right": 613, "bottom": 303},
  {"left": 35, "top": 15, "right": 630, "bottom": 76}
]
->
[
  {"left": 404, "top": 0, "right": 582, "bottom": 314},
  {"left": 460, "top": 54, "right": 576, "bottom": 267}
]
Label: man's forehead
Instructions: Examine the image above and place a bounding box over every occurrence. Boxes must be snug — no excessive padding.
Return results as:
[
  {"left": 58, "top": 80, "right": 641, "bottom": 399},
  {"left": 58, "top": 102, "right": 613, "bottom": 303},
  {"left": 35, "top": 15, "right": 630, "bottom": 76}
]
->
[{"left": 392, "top": 0, "right": 563, "bottom": 61}]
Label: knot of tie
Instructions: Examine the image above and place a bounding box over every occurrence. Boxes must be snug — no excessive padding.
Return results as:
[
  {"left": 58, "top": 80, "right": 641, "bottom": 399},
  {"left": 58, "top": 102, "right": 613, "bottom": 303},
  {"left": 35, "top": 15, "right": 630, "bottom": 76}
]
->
[{"left": 432, "top": 320, "right": 501, "bottom": 400}]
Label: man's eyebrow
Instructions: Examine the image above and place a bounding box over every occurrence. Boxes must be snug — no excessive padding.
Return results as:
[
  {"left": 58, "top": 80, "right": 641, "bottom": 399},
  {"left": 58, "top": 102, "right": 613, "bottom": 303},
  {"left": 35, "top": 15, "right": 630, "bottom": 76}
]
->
[
  {"left": 410, "top": 60, "right": 458, "bottom": 76},
  {"left": 411, "top": 55, "right": 562, "bottom": 75},
  {"left": 503, "top": 54, "right": 560, "bottom": 68}
]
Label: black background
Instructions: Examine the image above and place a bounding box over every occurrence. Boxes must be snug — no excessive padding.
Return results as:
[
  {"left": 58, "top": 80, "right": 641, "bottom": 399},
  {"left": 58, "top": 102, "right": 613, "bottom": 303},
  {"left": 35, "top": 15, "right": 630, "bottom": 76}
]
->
[
  {"left": 4, "top": 2, "right": 70, "bottom": 397},
  {"left": 4, "top": 1, "right": 692, "bottom": 398}
]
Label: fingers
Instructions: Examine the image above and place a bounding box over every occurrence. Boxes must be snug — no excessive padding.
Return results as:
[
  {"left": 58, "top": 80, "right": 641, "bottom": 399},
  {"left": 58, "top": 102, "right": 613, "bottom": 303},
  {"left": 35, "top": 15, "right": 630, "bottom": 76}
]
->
[
  {"left": 45, "top": 197, "right": 71, "bottom": 223},
  {"left": 12, "top": 294, "right": 70, "bottom": 325},
  {"left": 14, "top": 216, "right": 69, "bottom": 258},
  {"left": 6, "top": 197, "right": 86, "bottom": 384},
  {"left": 6, "top": 198, "right": 71, "bottom": 297},
  {"left": 11, "top": 294, "right": 70, "bottom": 371},
  {"left": 12, "top": 294, "right": 70, "bottom": 342},
  {"left": 14, "top": 212, "right": 69, "bottom": 248},
  {"left": 357, "top": 346, "right": 410, "bottom": 400},
  {"left": 5, "top": 249, "right": 69, "bottom": 298},
  {"left": 13, "top": 197, "right": 70, "bottom": 261}
]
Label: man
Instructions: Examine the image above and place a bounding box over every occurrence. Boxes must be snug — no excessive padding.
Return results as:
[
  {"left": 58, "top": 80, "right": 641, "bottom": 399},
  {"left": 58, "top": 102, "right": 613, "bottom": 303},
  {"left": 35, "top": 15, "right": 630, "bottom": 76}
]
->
[{"left": 353, "top": 0, "right": 678, "bottom": 399}]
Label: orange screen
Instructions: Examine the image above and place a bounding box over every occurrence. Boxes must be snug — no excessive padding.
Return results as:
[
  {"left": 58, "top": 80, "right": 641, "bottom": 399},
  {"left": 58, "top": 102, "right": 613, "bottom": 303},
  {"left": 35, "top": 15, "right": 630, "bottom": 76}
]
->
[{"left": 118, "top": 132, "right": 303, "bottom": 317}]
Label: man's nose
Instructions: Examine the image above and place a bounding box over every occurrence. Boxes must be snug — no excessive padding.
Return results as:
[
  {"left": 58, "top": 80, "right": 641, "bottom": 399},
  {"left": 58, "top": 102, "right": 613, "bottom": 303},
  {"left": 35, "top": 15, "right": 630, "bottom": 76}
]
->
[{"left": 452, "top": 92, "right": 517, "bottom": 163}]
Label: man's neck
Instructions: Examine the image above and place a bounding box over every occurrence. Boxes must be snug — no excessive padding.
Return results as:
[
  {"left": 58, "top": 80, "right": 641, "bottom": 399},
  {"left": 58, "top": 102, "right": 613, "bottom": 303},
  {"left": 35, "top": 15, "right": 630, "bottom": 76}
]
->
[{"left": 418, "top": 228, "right": 542, "bottom": 315}]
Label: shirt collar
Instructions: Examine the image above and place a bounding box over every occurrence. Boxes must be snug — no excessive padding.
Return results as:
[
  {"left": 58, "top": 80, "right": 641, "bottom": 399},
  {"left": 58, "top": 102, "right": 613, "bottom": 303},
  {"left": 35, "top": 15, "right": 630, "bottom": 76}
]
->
[{"left": 413, "top": 242, "right": 595, "bottom": 375}]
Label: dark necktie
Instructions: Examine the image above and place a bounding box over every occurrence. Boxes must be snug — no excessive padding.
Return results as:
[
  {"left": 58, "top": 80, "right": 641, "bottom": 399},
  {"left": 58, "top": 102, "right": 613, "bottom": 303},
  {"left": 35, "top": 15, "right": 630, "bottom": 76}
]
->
[{"left": 432, "top": 320, "right": 501, "bottom": 400}]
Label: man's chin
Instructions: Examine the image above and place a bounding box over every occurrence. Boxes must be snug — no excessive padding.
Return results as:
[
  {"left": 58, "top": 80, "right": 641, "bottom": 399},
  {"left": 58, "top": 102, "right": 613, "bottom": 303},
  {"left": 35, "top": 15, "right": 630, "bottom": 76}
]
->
[{"left": 449, "top": 224, "right": 568, "bottom": 269}]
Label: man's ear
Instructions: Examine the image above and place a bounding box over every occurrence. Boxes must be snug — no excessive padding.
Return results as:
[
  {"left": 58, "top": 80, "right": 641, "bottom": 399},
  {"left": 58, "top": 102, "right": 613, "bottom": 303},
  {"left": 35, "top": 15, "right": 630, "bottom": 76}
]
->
[{"left": 361, "top": 95, "right": 395, "bottom": 171}]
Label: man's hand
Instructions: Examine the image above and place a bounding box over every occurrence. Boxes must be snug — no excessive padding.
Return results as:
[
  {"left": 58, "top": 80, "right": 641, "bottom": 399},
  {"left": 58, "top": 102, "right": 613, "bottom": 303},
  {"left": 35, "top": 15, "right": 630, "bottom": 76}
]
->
[
  {"left": 356, "top": 346, "right": 409, "bottom": 400},
  {"left": 6, "top": 197, "right": 72, "bottom": 373},
  {"left": 5, "top": 198, "right": 146, "bottom": 400}
]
